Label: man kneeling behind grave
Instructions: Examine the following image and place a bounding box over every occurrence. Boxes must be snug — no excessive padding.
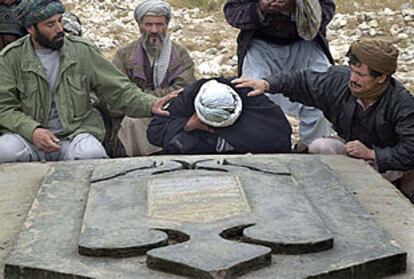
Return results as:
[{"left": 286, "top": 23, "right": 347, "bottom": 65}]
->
[
  {"left": 147, "top": 78, "right": 292, "bottom": 154},
  {"left": 232, "top": 38, "right": 414, "bottom": 203}
]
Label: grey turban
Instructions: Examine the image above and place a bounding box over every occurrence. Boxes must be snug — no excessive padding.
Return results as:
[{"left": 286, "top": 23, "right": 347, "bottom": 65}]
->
[
  {"left": 134, "top": 0, "right": 171, "bottom": 24},
  {"left": 194, "top": 80, "right": 243, "bottom": 128}
]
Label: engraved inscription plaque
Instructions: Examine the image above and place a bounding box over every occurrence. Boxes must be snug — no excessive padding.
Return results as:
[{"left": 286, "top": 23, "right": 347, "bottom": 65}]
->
[{"left": 148, "top": 175, "right": 251, "bottom": 223}]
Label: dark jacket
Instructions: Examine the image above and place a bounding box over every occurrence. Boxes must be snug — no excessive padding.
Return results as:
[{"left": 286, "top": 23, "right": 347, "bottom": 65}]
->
[
  {"left": 147, "top": 77, "right": 292, "bottom": 154},
  {"left": 265, "top": 66, "right": 414, "bottom": 172},
  {"left": 223, "top": 0, "right": 336, "bottom": 75}
]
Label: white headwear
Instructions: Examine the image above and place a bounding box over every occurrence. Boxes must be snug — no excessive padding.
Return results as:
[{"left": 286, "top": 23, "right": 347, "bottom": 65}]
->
[
  {"left": 134, "top": 0, "right": 172, "bottom": 24},
  {"left": 194, "top": 80, "right": 242, "bottom": 128}
]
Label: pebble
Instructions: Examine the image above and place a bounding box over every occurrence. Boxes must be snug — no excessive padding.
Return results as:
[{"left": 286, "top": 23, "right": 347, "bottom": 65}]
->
[{"left": 61, "top": 0, "right": 414, "bottom": 91}]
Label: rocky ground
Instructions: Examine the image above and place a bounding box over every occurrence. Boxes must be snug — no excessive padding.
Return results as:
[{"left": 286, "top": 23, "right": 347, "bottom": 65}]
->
[
  {"left": 60, "top": 0, "right": 414, "bottom": 143},
  {"left": 62, "top": 0, "right": 414, "bottom": 92}
]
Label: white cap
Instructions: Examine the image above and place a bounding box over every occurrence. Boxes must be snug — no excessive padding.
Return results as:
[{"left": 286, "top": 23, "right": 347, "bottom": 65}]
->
[{"left": 194, "top": 80, "right": 242, "bottom": 128}]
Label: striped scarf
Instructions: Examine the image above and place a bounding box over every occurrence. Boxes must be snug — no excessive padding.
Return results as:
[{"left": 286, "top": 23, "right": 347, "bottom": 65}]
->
[{"left": 295, "top": 0, "right": 322, "bottom": 40}]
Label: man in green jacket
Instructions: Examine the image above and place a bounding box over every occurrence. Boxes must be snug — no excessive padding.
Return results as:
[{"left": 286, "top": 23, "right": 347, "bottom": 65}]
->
[{"left": 0, "top": 0, "right": 174, "bottom": 163}]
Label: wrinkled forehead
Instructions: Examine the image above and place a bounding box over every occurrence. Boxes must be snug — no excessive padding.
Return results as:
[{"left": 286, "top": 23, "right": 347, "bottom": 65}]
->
[{"left": 140, "top": 15, "right": 168, "bottom": 25}]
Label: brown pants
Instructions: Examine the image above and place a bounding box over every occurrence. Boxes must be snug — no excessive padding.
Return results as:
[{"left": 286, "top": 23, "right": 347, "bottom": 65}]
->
[
  {"left": 117, "top": 117, "right": 162, "bottom": 157},
  {"left": 309, "top": 137, "right": 414, "bottom": 203}
]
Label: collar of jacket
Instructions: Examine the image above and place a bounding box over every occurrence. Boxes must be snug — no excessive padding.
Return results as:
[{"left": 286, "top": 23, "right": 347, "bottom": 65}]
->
[{"left": 20, "top": 36, "right": 77, "bottom": 81}]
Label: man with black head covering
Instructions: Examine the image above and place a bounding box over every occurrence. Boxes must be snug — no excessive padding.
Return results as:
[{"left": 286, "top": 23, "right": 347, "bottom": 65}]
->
[
  {"left": 110, "top": 0, "right": 195, "bottom": 157},
  {"left": 232, "top": 38, "right": 414, "bottom": 203},
  {"left": 147, "top": 77, "right": 292, "bottom": 154},
  {"left": 0, "top": 0, "right": 174, "bottom": 163}
]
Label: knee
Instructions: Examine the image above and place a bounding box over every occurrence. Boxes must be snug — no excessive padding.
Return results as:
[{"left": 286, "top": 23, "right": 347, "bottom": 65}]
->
[
  {"left": 77, "top": 145, "right": 108, "bottom": 160},
  {"left": 0, "top": 134, "right": 31, "bottom": 163},
  {"left": 65, "top": 134, "right": 108, "bottom": 160},
  {"left": 308, "top": 138, "right": 345, "bottom": 155}
]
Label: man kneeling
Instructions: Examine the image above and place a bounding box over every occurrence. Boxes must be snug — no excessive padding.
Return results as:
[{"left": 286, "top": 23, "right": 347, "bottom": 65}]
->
[
  {"left": 232, "top": 38, "right": 414, "bottom": 203},
  {"left": 147, "top": 78, "right": 292, "bottom": 154}
]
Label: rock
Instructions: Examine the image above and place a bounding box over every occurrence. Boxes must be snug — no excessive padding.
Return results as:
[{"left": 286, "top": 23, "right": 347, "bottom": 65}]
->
[
  {"left": 398, "top": 33, "right": 409, "bottom": 41},
  {"left": 384, "top": 8, "right": 394, "bottom": 16},
  {"left": 205, "top": 48, "right": 217, "bottom": 55},
  {"left": 369, "top": 28, "right": 377, "bottom": 37},
  {"left": 358, "top": 22, "right": 369, "bottom": 30},
  {"left": 59, "top": 0, "right": 414, "bottom": 92},
  {"left": 368, "top": 20, "right": 379, "bottom": 28}
]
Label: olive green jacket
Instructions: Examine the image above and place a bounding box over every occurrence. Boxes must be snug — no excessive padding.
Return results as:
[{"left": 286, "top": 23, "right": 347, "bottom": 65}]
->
[{"left": 0, "top": 35, "right": 157, "bottom": 142}]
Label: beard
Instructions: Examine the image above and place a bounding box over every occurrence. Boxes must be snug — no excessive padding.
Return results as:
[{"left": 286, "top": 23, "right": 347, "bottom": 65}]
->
[
  {"left": 34, "top": 26, "right": 65, "bottom": 51},
  {"left": 143, "top": 32, "right": 166, "bottom": 59}
]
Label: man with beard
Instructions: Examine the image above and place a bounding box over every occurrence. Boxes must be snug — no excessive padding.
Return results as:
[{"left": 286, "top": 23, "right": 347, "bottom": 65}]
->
[
  {"left": 0, "top": 0, "right": 25, "bottom": 50},
  {"left": 232, "top": 38, "right": 414, "bottom": 203},
  {"left": 109, "top": 0, "right": 195, "bottom": 157},
  {"left": 0, "top": 0, "right": 174, "bottom": 163}
]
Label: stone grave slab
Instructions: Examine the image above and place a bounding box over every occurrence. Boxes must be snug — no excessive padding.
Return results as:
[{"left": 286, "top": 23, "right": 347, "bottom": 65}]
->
[{"left": 4, "top": 155, "right": 407, "bottom": 278}]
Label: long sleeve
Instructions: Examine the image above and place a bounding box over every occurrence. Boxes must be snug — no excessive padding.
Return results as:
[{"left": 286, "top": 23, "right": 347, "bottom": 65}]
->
[
  {"left": 265, "top": 66, "right": 348, "bottom": 116},
  {"left": 374, "top": 89, "right": 414, "bottom": 172},
  {"left": 0, "top": 56, "right": 40, "bottom": 141}
]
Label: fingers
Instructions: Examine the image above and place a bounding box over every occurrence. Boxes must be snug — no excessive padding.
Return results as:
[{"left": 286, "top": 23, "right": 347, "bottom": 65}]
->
[
  {"left": 171, "top": 88, "right": 184, "bottom": 95},
  {"left": 39, "top": 134, "right": 60, "bottom": 153},
  {"left": 232, "top": 78, "right": 267, "bottom": 96},
  {"left": 231, "top": 78, "right": 255, "bottom": 90},
  {"left": 32, "top": 128, "right": 61, "bottom": 153},
  {"left": 46, "top": 136, "right": 60, "bottom": 152},
  {"left": 154, "top": 108, "right": 170, "bottom": 117},
  {"left": 38, "top": 141, "right": 59, "bottom": 153},
  {"left": 152, "top": 102, "right": 170, "bottom": 116},
  {"left": 247, "top": 89, "right": 263, "bottom": 97},
  {"left": 231, "top": 77, "right": 249, "bottom": 87},
  {"left": 152, "top": 92, "right": 179, "bottom": 116},
  {"left": 344, "top": 140, "right": 374, "bottom": 160},
  {"left": 167, "top": 91, "right": 179, "bottom": 99}
]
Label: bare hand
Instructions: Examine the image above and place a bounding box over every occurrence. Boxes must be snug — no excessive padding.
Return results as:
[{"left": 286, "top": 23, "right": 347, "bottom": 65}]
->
[
  {"left": 184, "top": 114, "right": 215, "bottom": 133},
  {"left": 31, "top": 128, "right": 60, "bottom": 153},
  {"left": 151, "top": 92, "right": 179, "bottom": 116},
  {"left": 260, "top": 0, "right": 294, "bottom": 14},
  {"left": 232, "top": 77, "right": 269, "bottom": 97},
  {"left": 344, "top": 140, "right": 375, "bottom": 160},
  {"left": 170, "top": 88, "right": 184, "bottom": 95}
]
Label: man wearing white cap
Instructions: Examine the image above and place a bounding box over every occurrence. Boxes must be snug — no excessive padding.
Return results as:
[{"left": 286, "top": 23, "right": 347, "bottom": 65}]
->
[
  {"left": 147, "top": 78, "right": 292, "bottom": 154},
  {"left": 110, "top": 0, "right": 195, "bottom": 157}
]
